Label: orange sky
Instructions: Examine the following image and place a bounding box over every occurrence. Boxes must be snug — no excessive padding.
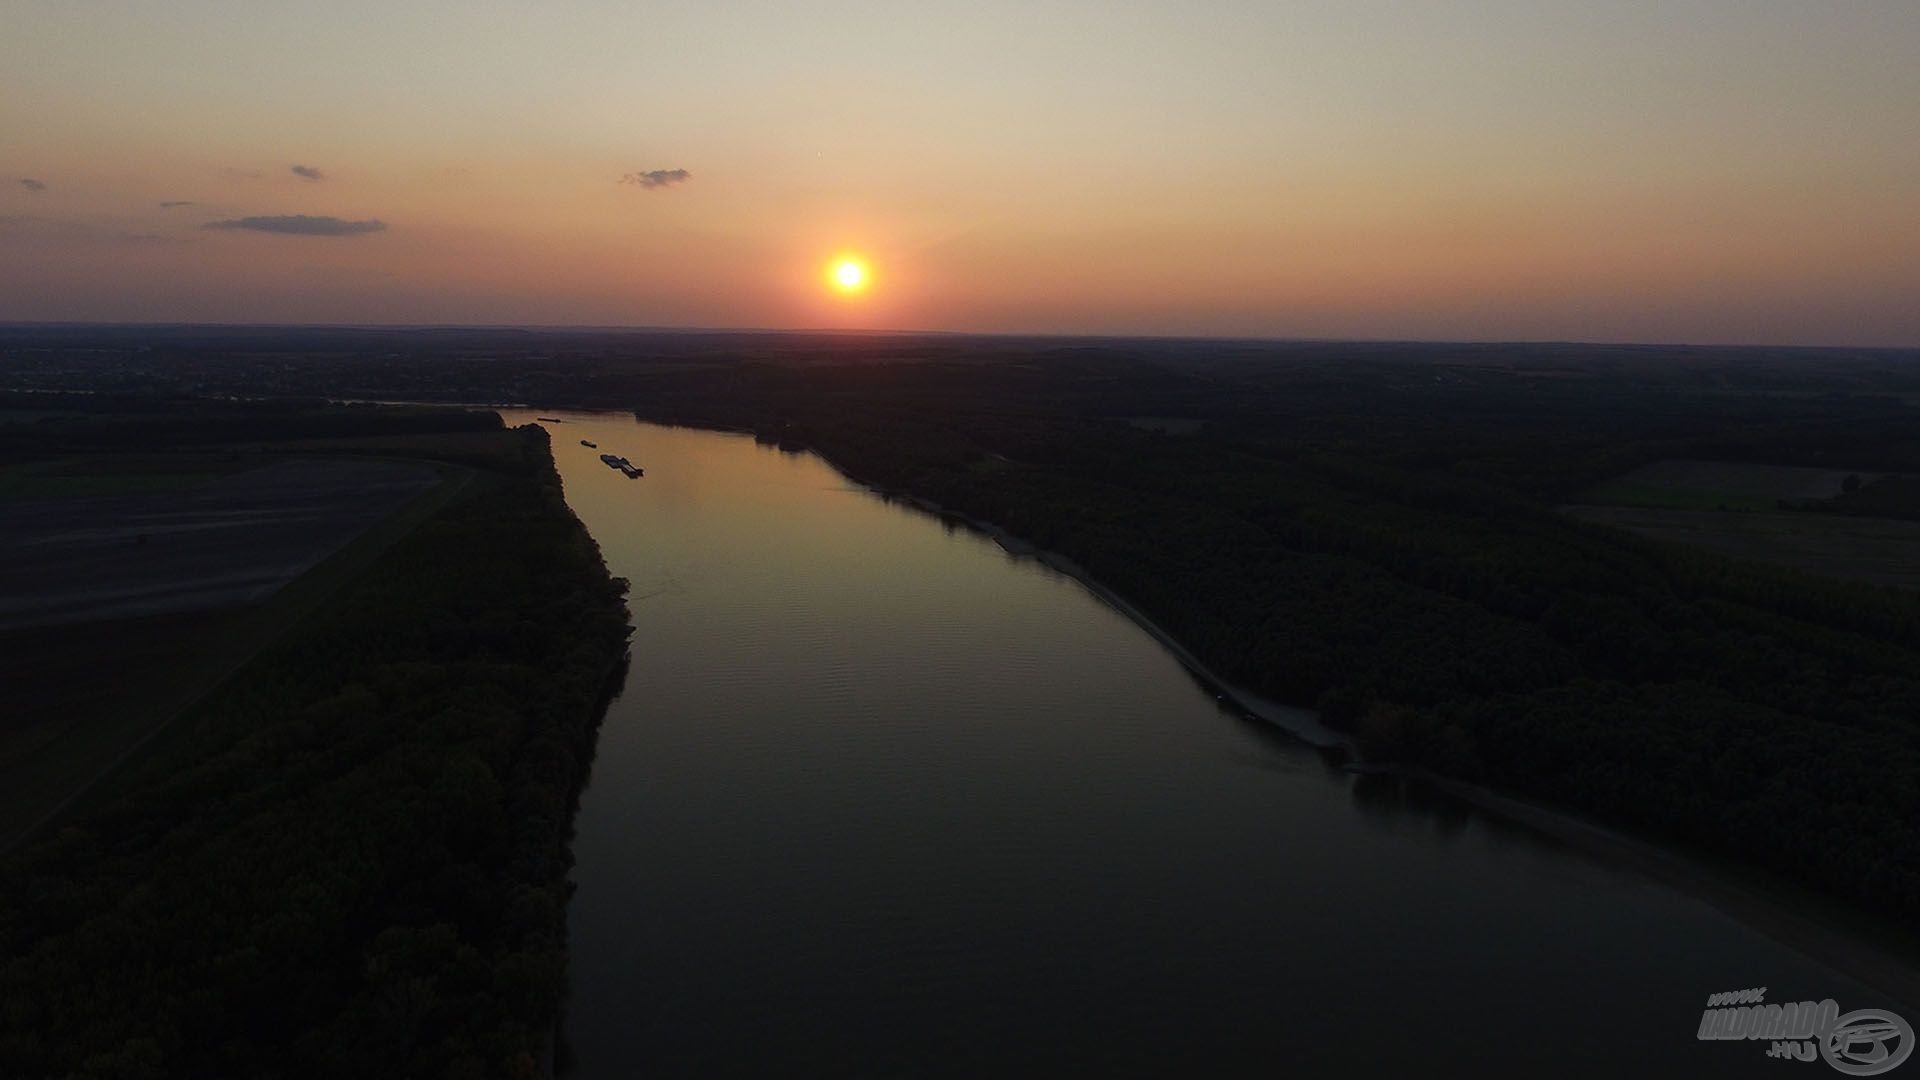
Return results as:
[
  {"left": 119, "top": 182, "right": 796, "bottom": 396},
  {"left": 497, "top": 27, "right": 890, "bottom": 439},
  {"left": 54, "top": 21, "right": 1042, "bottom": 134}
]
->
[{"left": 3, "top": 2, "right": 1917, "bottom": 345}]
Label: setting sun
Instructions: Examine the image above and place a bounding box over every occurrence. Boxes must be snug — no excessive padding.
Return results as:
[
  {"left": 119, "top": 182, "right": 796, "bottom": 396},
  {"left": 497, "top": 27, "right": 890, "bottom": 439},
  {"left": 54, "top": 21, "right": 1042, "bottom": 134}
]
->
[{"left": 828, "top": 257, "right": 870, "bottom": 295}]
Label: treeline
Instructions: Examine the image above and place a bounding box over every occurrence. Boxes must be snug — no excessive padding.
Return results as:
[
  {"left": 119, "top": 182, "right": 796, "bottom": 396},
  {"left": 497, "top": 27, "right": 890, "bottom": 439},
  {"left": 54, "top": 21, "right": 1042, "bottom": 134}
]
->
[
  {"left": 0, "top": 423, "right": 631, "bottom": 1076},
  {"left": 626, "top": 356, "right": 1920, "bottom": 921}
]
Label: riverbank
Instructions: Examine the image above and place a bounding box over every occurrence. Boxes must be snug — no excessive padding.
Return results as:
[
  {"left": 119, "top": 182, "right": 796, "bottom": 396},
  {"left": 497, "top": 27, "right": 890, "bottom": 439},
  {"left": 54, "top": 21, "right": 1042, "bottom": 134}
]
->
[
  {"left": 793, "top": 439, "right": 1920, "bottom": 1018},
  {"left": 870, "top": 487, "right": 1356, "bottom": 754}
]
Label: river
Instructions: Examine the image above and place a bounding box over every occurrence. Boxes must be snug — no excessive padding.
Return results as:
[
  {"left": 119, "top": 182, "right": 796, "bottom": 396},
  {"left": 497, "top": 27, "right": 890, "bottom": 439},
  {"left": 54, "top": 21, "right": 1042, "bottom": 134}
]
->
[{"left": 505, "top": 409, "right": 1896, "bottom": 1076}]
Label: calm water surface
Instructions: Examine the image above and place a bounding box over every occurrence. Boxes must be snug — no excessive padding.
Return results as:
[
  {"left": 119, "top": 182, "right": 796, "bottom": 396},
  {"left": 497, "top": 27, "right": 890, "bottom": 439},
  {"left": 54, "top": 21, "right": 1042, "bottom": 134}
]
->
[{"left": 507, "top": 410, "right": 1882, "bottom": 1077}]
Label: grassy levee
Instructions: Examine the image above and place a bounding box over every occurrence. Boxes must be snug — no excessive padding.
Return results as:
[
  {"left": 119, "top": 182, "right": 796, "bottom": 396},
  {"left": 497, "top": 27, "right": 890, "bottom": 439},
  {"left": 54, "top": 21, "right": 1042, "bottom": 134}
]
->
[{"left": 0, "top": 423, "right": 632, "bottom": 1076}]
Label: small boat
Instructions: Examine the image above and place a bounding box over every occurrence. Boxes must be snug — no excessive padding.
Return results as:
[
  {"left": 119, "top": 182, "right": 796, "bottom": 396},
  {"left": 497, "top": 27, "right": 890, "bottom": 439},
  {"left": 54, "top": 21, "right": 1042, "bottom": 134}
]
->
[
  {"left": 620, "top": 464, "right": 644, "bottom": 478},
  {"left": 538, "top": 416, "right": 564, "bottom": 423},
  {"left": 581, "top": 439, "right": 597, "bottom": 448}
]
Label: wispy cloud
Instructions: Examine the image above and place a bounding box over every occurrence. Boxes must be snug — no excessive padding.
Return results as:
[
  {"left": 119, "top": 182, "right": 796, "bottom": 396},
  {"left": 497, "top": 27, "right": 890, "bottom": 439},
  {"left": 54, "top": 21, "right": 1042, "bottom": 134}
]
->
[
  {"left": 291, "top": 164, "right": 325, "bottom": 181},
  {"left": 203, "top": 214, "right": 386, "bottom": 236},
  {"left": 18, "top": 178, "right": 46, "bottom": 193},
  {"left": 159, "top": 200, "right": 195, "bottom": 209},
  {"left": 620, "top": 168, "right": 690, "bottom": 190},
  {"left": 0, "top": 215, "right": 174, "bottom": 244}
]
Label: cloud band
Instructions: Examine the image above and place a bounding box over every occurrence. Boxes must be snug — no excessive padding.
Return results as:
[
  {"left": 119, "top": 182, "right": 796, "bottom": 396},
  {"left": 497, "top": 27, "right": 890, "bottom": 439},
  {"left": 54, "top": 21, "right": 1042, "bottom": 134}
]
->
[{"left": 203, "top": 214, "right": 386, "bottom": 236}]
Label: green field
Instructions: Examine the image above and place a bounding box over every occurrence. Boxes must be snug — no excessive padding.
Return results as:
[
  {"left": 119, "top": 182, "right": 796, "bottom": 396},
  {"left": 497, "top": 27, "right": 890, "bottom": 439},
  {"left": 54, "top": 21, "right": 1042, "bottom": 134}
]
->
[
  {"left": 1828, "top": 474, "right": 1920, "bottom": 521},
  {"left": 1577, "top": 458, "right": 1879, "bottom": 511},
  {"left": 1564, "top": 504, "right": 1920, "bottom": 589},
  {"left": 1567, "top": 458, "right": 1920, "bottom": 587}
]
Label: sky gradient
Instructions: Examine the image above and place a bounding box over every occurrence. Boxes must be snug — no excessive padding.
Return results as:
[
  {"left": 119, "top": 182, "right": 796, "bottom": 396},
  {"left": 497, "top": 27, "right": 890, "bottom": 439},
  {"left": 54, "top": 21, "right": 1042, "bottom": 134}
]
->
[{"left": 4, "top": 1, "right": 1918, "bottom": 345}]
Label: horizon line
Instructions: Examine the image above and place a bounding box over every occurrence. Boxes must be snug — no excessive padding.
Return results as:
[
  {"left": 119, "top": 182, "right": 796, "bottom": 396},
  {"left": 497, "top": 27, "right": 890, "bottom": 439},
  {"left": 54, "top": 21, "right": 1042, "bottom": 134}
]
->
[{"left": 0, "top": 319, "right": 1915, "bottom": 354}]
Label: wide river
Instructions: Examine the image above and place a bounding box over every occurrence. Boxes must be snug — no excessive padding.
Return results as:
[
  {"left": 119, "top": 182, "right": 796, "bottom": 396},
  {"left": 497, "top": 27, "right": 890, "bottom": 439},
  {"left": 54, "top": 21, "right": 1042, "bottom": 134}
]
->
[{"left": 507, "top": 410, "right": 1893, "bottom": 1076}]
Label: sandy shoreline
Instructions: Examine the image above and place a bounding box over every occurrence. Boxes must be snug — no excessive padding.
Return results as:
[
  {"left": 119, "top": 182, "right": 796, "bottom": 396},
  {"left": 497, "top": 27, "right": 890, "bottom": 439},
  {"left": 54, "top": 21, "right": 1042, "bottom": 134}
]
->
[{"left": 807, "top": 444, "right": 1920, "bottom": 1017}]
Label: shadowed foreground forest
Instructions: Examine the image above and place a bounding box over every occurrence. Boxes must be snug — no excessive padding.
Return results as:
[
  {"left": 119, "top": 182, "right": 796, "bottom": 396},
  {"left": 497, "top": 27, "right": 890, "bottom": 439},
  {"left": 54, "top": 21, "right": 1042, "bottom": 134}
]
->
[{"left": 0, "top": 402, "right": 631, "bottom": 1077}]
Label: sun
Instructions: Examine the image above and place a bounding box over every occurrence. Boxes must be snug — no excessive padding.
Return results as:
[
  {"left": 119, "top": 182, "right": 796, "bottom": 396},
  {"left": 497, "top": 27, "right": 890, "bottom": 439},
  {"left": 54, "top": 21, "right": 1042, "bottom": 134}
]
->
[{"left": 827, "top": 256, "right": 870, "bottom": 295}]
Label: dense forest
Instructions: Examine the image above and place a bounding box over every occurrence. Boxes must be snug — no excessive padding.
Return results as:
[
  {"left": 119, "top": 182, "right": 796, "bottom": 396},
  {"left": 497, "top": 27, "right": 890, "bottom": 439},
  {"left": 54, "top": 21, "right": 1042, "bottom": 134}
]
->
[{"left": 0, "top": 410, "right": 631, "bottom": 1076}]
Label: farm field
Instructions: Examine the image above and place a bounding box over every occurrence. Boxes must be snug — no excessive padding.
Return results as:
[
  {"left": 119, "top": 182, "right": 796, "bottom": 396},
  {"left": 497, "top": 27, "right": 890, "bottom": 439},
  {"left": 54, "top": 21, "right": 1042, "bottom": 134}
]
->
[
  {"left": 1828, "top": 474, "right": 1920, "bottom": 521},
  {"left": 1564, "top": 504, "right": 1920, "bottom": 588},
  {"left": 1566, "top": 457, "right": 1920, "bottom": 586},
  {"left": 1576, "top": 458, "right": 1882, "bottom": 511}
]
